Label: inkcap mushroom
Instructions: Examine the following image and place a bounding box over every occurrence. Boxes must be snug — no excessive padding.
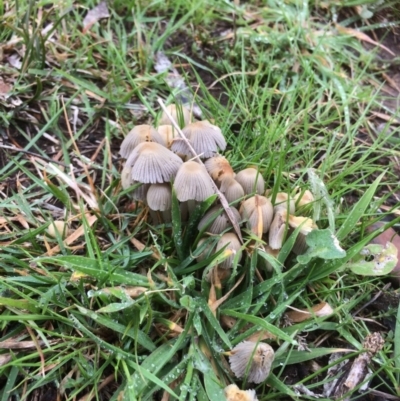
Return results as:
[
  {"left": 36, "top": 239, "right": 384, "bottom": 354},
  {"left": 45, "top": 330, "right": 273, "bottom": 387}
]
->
[
  {"left": 146, "top": 183, "right": 172, "bottom": 223},
  {"left": 240, "top": 195, "right": 273, "bottom": 238},
  {"left": 204, "top": 155, "right": 234, "bottom": 186},
  {"left": 216, "top": 232, "right": 242, "bottom": 269},
  {"left": 119, "top": 125, "right": 164, "bottom": 159},
  {"left": 159, "top": 103, "right": 191, "bottom": 127},
  {"left": 198, "top": 205, "right": 241, "bottom": 234},
  {"left": 235, "top": 168, "right": 265, "bottom": 195},
  {"left": 220, "top": 176, "right": 245, "bottom": 205},
  {"left": 126, "top": 142, "right": 183, "bottom": 184}
]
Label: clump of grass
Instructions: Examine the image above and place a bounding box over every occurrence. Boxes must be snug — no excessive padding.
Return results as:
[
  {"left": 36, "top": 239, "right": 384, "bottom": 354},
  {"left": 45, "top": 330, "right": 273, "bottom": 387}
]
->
[{"left": 1, "top": 0, "right": 400, "bottom": 400}]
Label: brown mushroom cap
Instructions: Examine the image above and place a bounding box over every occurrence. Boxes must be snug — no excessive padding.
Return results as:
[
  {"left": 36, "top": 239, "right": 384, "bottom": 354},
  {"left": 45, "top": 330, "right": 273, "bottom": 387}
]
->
[
  {"left": 171, "top": 121, "right": 226, "bottom": 158},
  {"left": 216, "top": 233, "right": 242, "bottom": 269},
  {"left": 220, "top": 176, "right": 245, "bottom": 204},
  {"left": 235, "top": 168, "right": 265, "bottom": 195},
  {"left": 204, "top": 155, "right": 234, "bottom": 185},
  {"left": 268, "top": 210, "right": 286, "bottom": 250},
  {"left": 294, "top": 189, "right": 314, "bottom": 208},
  {"left": 146, "top": 183, "right": 172, "bottom": 211},
  {"left": 268, "top": 192, "right": 295, "bottom": 214},
  {"left": 119, "top": 125, "right": 164, "bottom": 159},
  {"left": 240, "top": 195, "right": 274, "bottom": 236},
  {"left": 159, "top": 104, "right": 191, "bottom": 126},
  {"left": 173, "top": 161, "right": 215, "bottom": 202},
  {"left": 126, "top": 142, "right": 183, "bottom": 184},
  {"left": 229, "top": 341, "right": 275, "bottom": 384},
  {"left": 156, "top": 125, "right": 176, "bottom": 148},
  {"left": 224, "top": 384, "right": 259, "bottom": 401},
  {"left": 198, "top": 205, "right": 241, "bottom": 234}
]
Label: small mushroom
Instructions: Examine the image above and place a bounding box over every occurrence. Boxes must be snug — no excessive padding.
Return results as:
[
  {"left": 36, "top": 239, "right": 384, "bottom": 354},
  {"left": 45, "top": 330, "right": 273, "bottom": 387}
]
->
[
  {"left": 220, "top": 176, "right": 245, "bottom": 205},
  {"left": 156, "top": 124, "right": 176, "bottom": 148},
  {"left": 159, "top": 103, "right": 191, "bottom": 127},
  {"left": 126, "top": 142, "right": 183, "bottom": 184},
  {"left": 146, "top": 183, "right": 172, "bottom": 223},
  {"left": 198, "top": 205, "right": 241, "bottom": 234},
  {"left": 229, "top": 341, "right": 275, "bottom": 384},
  {"left": 173, "top": 160, "right": 215, "bottom": 213},
  {"left": 119, "top": 125, "right": 164, "bottom": 159},
  {"left": 204, "top": 155, "right": 234, "bottom": 185},
  {"left": 294, "top": 189, "right": 314, "bottom": 208},
  {"left": 240, "top": 195, "right": 273, "bottom": 238},
  {"left": 235, "top": 168, "right": 265, "bottom": 195},
  {"left": 268, "top": 210, "right": 287, "bottom": 250},
  {"left": 121, "top": 165, "right": 150, "bottom": 200},
  {"left": 258, "top": 244, "right": 280, "bottom": 272},
  {"left": 216, "top": 233, "right": 242, "bottom": 269},
  {"left": 47, "top": 221, "right": 69, "bottom": 239},
  {"left": 171, "top": 121, "right": 226, "bottom": 158},
  {"left": 268, "top": 192, "right": 295, "bottom": 214},
  {"left": 224, "top": 384, "right": 259, "bottom": 401},
  {"left": 284, "top": 212, "right": 317, "bottom": 254}
]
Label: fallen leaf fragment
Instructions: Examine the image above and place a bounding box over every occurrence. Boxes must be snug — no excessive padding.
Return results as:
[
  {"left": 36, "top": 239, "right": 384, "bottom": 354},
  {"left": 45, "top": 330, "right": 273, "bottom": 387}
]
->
[
  {"left": 335, "top": 24, "right": 395, "bottom": 56},
  {"left": 82, "top": 1, "right": 110, "bottom": 33},
  {"left": 286, "top": 302, "right": 334, "bottom": 323},
  {"left": 334, "top": 332, "right": 384, "bottom": 400}
]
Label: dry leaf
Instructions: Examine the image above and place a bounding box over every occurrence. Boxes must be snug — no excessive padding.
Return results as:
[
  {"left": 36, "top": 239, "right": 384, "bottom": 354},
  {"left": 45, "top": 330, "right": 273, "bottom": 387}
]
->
[
  {"left": 335, "top": 24, "right": 395, "bottom": 57},
  {"left": 82, "top": 1, "right": 110, "bottom": 34},
  {"left": 286, "top": 302, "right": 334, "bottom": 323}
]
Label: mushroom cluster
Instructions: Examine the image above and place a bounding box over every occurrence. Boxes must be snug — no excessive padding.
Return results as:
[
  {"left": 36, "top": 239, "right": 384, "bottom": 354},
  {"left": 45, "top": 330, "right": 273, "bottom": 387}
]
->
[{"left": 119, "top": 102, "right": 317, "bottom": 260}]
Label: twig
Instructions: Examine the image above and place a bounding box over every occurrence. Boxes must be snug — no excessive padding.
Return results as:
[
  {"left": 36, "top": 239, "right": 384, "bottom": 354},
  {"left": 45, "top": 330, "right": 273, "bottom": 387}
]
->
[
  {"left": 0, "top": 144, "right": 68, "bottom": 167},
  {"left": 157, "top": 98, "right": 244, "bottom": 244}
]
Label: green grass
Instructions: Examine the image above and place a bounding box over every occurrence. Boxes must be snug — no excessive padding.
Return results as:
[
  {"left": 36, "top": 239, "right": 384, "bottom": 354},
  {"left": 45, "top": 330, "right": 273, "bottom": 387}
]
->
[{"left": 1, "top": 0, "right": 400, "bottom": 400}]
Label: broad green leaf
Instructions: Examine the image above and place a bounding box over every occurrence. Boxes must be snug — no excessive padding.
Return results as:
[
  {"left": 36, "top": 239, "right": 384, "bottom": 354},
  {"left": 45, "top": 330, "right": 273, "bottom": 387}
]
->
[
  {"left": 297, "top": 229, "right": 346, "bottom": 264},
  {"left": 347, "top": 242, "right": 398, "bottom": 276}
]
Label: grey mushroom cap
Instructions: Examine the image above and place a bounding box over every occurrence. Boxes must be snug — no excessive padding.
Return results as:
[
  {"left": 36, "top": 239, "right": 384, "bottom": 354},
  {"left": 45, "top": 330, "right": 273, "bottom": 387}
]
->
[
  {"left": 147, "top": 183, "right": 172, "bottom": 211},
  {"left": 173, "top": 121, "right": 226, "bottom": 158},
  {"left": 216, "top": 233, "right": 242, "bottom": 269},
  {"left": 240, "top": 195, "right": 274, "bottom": 235},
  {"left": 198, "top": 205, "right": 241, "bottom": 234},
  {"left": 159, "top": 104, "right": 191, "bottom": 126},
  {"left": 235, "top": 168, "right": 265, "bottom": 195},
  {"left": 220, "top": 176, "right": 245, "bottom": 204},
  {"left": 126, "top": 142, "right": 183, "bottom": 184},
  {"left": 173, "top": 161, "right": 215, "bottom": 202},
  {"left": 229, "top": 341, "right": 275, "bottom": 384},
  {"left": 119, "top": 125, "right": 164, "bottom": 159}
]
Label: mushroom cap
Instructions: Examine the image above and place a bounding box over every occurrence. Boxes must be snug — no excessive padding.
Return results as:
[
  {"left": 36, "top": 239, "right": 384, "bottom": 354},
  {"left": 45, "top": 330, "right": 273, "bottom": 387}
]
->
[
  {"left": 172, "top": 120, "right": 226, "bottom": 158},
  {"left": 121, "top": 164, "right": 133, "bottom": 190},
  {"left": 147, "top": 183, "right": 172, "bottom": 211},
  {"left": 229, "top": 341, "right": 275, "bottom": 384},
  {"left": 119, "top": 125, "right": 164, "bottom": 158},
  {"left": 268, "top": 210, "right": 286, "bottom": 250},
  {"left": 198, "top": 205, "right": 241, "bottom": 234},
  {"left": 224, "top": 384, "right": 259, "bottom": 401},
  {"left": 240, "top": 195, "right": 274, "bottom": 235},
  {"left": 282, "top": 210, "right": 317, "bottom": 235},
  {"left": 157, "top": 125, "right": 176, "bottom": 148},
  {"left": 204, "top": 155, "right": 234, "bottom": 184},
  {"left": 173, "top": 161, "right": 215, "bottom": 202},
  {"left": 216, "top": 233, "right": 242, "bottom": 269},
  {"left": 159, "top": 104, "right": 191, "bottom": 126},
  {"left": 126, "top": 142, "right": 183, "bottom": 184},
  {"left": 269, "top": 192, "right": 295, "bottom": 214},
  {"left": 235, "top": 168, "right": 265, "bottom": 195},
  {"left": 220, "top": 176, "right": 245, "bottom": 204},
  {"left": 294, "top": 189, "right": 314, "bottom": 208},
  {"left": 195, "top": 237, "right": 217, "bottom": 263}
]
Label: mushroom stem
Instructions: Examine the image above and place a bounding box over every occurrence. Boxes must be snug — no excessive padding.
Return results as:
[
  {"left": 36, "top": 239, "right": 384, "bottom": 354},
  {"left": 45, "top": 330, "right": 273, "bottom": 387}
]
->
[
  {"left": 149, "top": 209, "right": 162, "bottom": 225},
  {"left": 187, "top": 199, "right": 197, "bottom": 215},
  {"left": 157, "top": 98, "right": 243, "bottom": 244},
  {"left": 162, "top": 209, "right": 172, "bottom": 223}
]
